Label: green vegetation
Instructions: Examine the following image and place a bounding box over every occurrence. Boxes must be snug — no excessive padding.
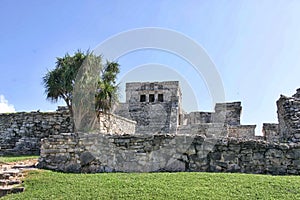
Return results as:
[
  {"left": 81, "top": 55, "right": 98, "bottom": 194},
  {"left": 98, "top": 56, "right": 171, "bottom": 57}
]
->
[
  {"left": 0, "top": 155, "right": 38, "bottom": 163},
  {"left": 95, "top": 61, "right": 120, "bottom": 114},
  {"left": 3, "top": 170, "right": 300, "bottom": 200},
  {"left": 42, "top": 50, "right": 120, "bottom": 117}
]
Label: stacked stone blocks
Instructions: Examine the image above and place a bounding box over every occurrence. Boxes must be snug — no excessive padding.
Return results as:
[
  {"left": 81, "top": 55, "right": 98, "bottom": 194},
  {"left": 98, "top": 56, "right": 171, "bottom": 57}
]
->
[{"left": 38, "top": 133, "right": 300, "bottom": 175}]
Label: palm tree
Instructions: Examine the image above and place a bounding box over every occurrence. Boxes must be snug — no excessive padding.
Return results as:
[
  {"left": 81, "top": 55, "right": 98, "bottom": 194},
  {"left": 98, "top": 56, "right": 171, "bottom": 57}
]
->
[
  {"left": 95, "top": 62, "right": 120, "bottom": 133},
  {"left": 42, "top": 51, "right": 85, "bottom": 119},
  {"left": 43, "top": 50, "right": 120, "bottom": 133}
]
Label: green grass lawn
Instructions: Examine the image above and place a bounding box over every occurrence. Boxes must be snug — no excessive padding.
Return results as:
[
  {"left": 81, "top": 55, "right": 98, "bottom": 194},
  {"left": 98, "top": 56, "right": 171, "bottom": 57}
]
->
[
  {"left": 0, "top": 155, "right": 39, "bottom": 163},
  {"left": 2, "top": 170, "right": 300, "bottom": 200}
]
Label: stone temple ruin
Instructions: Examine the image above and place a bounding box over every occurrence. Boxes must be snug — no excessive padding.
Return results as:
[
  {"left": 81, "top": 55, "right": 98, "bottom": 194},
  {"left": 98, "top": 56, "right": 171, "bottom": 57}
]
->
[
  {"left": 114, "top": 81, "right": 256, "bottom": 138},
  {"left": 2, "top": 81, "right": 300, "bottom": 175}
]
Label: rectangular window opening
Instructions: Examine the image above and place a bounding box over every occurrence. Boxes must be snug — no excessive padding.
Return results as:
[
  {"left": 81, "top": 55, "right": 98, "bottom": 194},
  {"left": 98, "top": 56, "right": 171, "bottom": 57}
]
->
[
  {"left": 149, "top": 94, "right": 155, "bottom": 102},
  {"left": 140, "top": 95, "right": 146, "bottom": 102},
  {"left": 158, "top": 94, "right": 164, "bottom": 102}
]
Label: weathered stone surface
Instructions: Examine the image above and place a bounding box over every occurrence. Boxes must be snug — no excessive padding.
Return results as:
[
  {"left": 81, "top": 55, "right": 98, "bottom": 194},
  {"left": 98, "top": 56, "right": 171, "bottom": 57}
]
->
[
  {"left": 277, "top": 89, "right": 300, "bottom": 143},
  {"left": 0, "top": 109, "right": 72, "bottom": 155},
  {"left": 164, "top": 159, "right": 186, "bottom": 172},
  {"left": 0, "top": 108, "right": 136, "bottom": 156},
  {"left": 4, "top": 82, "right": 300, "bottom": 175},
  {"left": 65, "top": 163, "right": 81, "bottom": 173},
  {"left": 263, "top": 123, "right": 280, "bottom": 142},
  {"left": 0, "top": 159, "right": 37, "bottom": 198},
  {"left": 114, "top": 81, "right": 182, "bottom": 134},
  {"left": 80, "top": 151, "right": 95, "bottom": 166},
  {"left": 37, "top": 132, "right": 300, "bottom": 175}
]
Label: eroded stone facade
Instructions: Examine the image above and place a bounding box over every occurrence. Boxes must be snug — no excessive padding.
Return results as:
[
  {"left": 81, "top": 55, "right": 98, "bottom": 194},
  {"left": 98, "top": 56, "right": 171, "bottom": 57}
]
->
[
  {"left": 0, "top": 108, "right": 135, "bottom": 155},
  {"left": 38, "top": 133, "right": 300, "bottom": 175},
  {"left": 115, "top": 81, "right": 183, "bottom": 134},
  {"left": 0, "top": 107, "right": 72, "bottom": 155},
  {"left": 37, "top": 85, "right": 300, "bottom": 174},
  {"left": 115, "top": 81, "right": 256, "bottom": 138},
  {"left": 263, "top": 88, "right": 300, "bottom": 143},
  {"left": 3, "top": 81, "right": 300, "bottom": 175}
]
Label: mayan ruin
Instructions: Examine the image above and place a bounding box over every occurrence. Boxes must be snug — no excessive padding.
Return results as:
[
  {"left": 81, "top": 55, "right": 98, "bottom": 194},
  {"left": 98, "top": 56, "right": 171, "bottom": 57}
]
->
[
  {"left": 2, "top": 1, "right": 300, "bottom": 199},
  {"left": 0, "top": 81, "right": 299, "bottom": 175}
]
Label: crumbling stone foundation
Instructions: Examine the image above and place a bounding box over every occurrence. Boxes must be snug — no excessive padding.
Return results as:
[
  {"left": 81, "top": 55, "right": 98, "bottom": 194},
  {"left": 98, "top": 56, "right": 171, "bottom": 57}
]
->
[{"left": 38, "top": 133, "right": 300, "bottom": 175}]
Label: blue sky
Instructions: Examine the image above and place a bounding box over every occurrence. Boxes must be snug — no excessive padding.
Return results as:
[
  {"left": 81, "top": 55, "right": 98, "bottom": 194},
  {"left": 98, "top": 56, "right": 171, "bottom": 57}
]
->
[{"left": 1, "top": 0, "right": 300, "bottom": 134}]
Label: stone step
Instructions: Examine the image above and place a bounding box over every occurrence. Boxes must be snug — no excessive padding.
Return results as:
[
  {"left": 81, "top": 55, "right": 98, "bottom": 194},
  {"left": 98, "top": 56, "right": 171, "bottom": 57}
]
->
[
  {"left": 0, "top": 158, "right": 37, "bottom": 198},
  {"left": 0, "top": 180, "right": 7, "bottom": 187},
  {"left": 12, "top": 164, "right": 36, "bottom": 169},
  {"left": 0, "top": 179, "right": 22, "bottom": 187},
  {"left": 0, "top": 169, "right": 22, "bottom": 179},
  {"left": 0, "top": 173, "right": 11, "bottom": 180},
  {"left": 0, "top": 186, "right": 24, "bottom": 197}
]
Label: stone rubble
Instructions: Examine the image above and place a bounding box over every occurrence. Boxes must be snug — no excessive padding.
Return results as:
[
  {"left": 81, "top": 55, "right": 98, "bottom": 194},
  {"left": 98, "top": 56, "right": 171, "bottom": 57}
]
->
[{"left": 0, "top": 159, "right": 38, "bottom": 197}]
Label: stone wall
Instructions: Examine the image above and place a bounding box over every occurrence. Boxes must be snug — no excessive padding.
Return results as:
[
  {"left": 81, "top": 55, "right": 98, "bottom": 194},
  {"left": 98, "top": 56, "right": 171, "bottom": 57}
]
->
[
  {"left": 277, "top": 94, "right": 300, "bottom": 142},
  {"left": 96, "top": 113, "right": 136, "bottom": 134},
  {"left": 35, "top": 86, "right": 300, "bottom": 175},
  {"left": 38, "top": 133, "right": 300, "bottom": 175},
  {"left": 115, "top": 81, "right": 245, "bottom": 135},
  {"left": 115, "top": 81, "right": 182, "bottom": 134},
  {"left": 214, "top": 102, "right": 242, "bottom": 126},
  {"left": 227, "top": 125, "right": 256, "bottom": 139},
  {"left": 186, "top": 112, "right": 213, "bottom": 124},
  {"left": 116, "top": 102, "right": 175, "bottom": 134},
  {"left": 259, "top": 88, "right": 300, "bottom": 143},
  {"left": 176, "top": 123, "right": 255, "bottom": 139},
  {"left": 177, "top": 123, "right": 226, "bottom": 136},
  {"left": 0, "top": 109, "right": 136, "bottom": 155},
  {"left": 292, "top": 88, "right": 300, "bottom": 99},
  {"left": 0, "top": 109, "right": 72, "bottom": 155},
  {"left": 263, "top": 123, "right": 280, "bottom": 143},
  {"left": 184, "top": 102, "right": 242, "bottom": 126}
]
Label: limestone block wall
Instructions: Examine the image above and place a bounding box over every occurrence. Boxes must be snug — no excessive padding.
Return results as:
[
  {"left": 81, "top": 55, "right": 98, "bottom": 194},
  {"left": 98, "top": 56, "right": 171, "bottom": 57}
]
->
[
  {"left": 184, "top": 102, "right": 242, "bottom": 126},
  {"left": 277, "top": 94, "right": 300, "bottom": 142},
  {"left": 227, "top": 125, "right": 256, "bottom": 139},
  {"left": 0, "top": 109, "right": 72, "bottom": 155},
  {"left": 260, "top": 88, "right": 300, "bottom": 143},
  {"left": 125, "top": 81, "right": 182, "bottom": 104},
  {"left": 115, "top": 81, "right": 182, "bottom": 134},
  {"left": 292, "top": 88, "right": 300, "bottom": 99},
  {"left": 186, "top": 112, "right": 213, "bottom": 124},
  {"left": 96, "top": 113, "right": 136, "bottom": 134},
  {"left": 214, "top": 102, "right": 242, "bottom": 125},
  {"left": 177, "top": 123, "right": 228, "bottom": 138},
  {"left": 263, "top": 123, "right": 280, "bottom": 143},
  {"left": 115, "top": 101, "right": 178, "bottom": 134},
  {"left": 39, "top": 133, "right": 300, "bottom": 175},
  {"left": 174, "top": 123, "right": 255, "bottom": 139},
  {"left": 0, "top": 109, "right": 136, "bottom": 155},
  {"left": 113, "top": 103, "right": 130, "bottom": 119}
]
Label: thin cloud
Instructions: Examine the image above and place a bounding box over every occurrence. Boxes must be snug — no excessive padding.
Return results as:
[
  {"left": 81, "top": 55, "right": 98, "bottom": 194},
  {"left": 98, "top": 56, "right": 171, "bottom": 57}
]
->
[{"left": 0, "top": 95, "right": 16, "bottom": 113}]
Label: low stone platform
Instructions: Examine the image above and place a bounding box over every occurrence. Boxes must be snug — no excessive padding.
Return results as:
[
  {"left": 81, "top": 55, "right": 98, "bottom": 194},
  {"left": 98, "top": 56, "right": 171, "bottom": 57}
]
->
[
  {"left": 38, "top": 133, "right": 300, "bottom": 175},
  {"left": 0, "top": 159, "right": 38, "bottom": 198}
]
